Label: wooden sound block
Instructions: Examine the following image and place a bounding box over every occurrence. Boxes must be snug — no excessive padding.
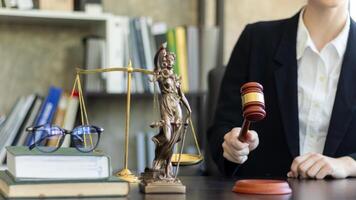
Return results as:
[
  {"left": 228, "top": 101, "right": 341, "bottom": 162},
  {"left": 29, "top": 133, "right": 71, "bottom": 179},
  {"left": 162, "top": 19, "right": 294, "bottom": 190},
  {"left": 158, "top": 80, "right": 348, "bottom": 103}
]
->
[{"left": 232, "top": 179, "right": 292, "bottom": 195}]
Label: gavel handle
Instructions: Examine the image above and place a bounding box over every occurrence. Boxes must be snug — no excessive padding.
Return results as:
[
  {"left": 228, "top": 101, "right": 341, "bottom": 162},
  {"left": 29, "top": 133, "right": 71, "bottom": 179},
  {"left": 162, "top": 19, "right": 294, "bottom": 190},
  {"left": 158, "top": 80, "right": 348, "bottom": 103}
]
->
[{"left": 238, "top": 119, "right": 250, "bottom": 142}]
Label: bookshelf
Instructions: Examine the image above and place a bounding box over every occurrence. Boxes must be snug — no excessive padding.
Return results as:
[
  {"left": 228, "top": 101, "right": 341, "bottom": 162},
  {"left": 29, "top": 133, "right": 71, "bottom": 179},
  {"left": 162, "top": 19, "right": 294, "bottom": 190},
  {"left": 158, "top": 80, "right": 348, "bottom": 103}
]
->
[{"left": 0, "top": 0, "right": 214, "bottom": 174}]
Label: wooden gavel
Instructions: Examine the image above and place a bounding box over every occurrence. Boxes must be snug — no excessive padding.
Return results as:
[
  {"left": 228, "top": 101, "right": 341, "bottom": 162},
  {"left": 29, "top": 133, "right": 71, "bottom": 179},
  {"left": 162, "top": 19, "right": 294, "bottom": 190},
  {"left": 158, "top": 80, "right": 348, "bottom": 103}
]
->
[
  {"left": 233, "top": 83, "right": 292, "bottom": 195},
  {"left": 238, "top": 82, "right": 266, "bottom": 142}
]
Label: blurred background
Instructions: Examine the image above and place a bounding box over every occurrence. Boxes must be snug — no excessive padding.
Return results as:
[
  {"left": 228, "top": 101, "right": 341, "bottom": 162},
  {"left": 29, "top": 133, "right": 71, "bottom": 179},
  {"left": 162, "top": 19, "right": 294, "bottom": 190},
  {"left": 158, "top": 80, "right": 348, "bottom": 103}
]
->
[{"left": 4, "top": 0, "right": 350, "bottom": 175}]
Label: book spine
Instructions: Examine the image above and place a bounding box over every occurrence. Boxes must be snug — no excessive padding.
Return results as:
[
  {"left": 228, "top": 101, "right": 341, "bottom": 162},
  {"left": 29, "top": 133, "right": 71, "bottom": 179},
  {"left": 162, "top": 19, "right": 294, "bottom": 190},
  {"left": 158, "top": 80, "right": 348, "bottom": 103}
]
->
[
  {"left": 11, "top": 95, "right": 38, "bottom": 146},
  {"left": 106, "top": 16, "right": 127, "bottom": 93},
  {"left": 61, "top": 93, "right": 79, "bottom": 147},
  {"left": 15, "top": 97, "right": 43, "bottom": 146},
  {"left": 46, "top": 94, "right": 68, "bottom": 147},
  {"left": 200, "top": 27, "right": 220, "bottom": 91},
  {"left": 175, "top": 26, "right": 189, "bottom": 92},
  {"left": 136, "top": 132, "right": 146, "bottom": 173},
  {"left": 26, "top": 86, "right": 63, "bottom": 146},
  {"left": 129, "top": 19, "right": 145, "bottom": 94},
  {"left": 53, "top": 93, "right": 68, "bottom": 127},
  {"left": 84, "top": 37, "right": 106, "bottom": 93},
  {"left": 146, "top": 132, "right": 155, "bottom": 168},
  {"left": 0, "top": 95, "right": 36, "bottom": 163},
  {"left": 134, "top": 18, "right": 150, "bottom": 93},
  {"left": 140, "top": 17, "right": 155, "bottom": 93},
  {"left": 166, "top": 29, "right": 179, "bottom": 75},
  {"left": 187, "top": 26, "right": 200, "bottom": 92}
]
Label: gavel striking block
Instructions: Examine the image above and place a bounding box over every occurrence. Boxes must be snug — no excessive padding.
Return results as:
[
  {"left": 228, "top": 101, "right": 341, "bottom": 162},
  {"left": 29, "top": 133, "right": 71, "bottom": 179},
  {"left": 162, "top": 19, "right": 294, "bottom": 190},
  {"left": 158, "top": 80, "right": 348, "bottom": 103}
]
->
[{"left": 232, "top": 82, "right": 292, "bottom": 195}]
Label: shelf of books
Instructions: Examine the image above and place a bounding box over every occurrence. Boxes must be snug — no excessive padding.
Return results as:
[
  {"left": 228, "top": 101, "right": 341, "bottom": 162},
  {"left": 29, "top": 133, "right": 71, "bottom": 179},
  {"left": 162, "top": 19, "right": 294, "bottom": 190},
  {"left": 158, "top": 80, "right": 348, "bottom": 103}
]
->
[
  {"left": 84, "top": 19, "right": 202, "bottom": 95},
  {"left": 0, "top": 2, "right": 219, "bottom": 179},
  {"left": 0, "top": 9, "right": 207, "bottom": 96}
]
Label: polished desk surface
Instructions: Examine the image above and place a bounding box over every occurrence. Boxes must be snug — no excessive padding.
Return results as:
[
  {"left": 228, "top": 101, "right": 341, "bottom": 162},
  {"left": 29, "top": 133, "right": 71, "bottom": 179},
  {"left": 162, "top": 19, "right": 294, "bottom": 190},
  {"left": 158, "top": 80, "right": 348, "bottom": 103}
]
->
[
  {"left": 14, "top": 176, "right": 356, "bottom": 200},
  {"left": 127, "top": 176, "right": 356, "bottom": 200}
]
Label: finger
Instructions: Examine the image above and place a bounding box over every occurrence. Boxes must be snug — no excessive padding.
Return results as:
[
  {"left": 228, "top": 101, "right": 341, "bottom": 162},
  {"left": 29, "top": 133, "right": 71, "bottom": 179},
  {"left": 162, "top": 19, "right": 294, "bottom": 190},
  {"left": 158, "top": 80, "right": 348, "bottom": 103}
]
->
[
  {"left": 298, "top": 154, "right": 322, "bottom": 178},
  {"left": 223, "top": 142, "right": 249, "bottom": 159},
  {"left": 316, "top": 164, "right": 333, "bottom": 179},
  {"left": 290, "top": 153, "right": 314, "bottom": 177},
  {"left": 223, "top": 150, "right": 247, "bottom": 164},
  {"left": 287, "top": 171, "right": 296, "bottom": 178},
  {"left": 227, "top": 136, "right": 249, "bottom": 151},
  {"left": 246, "top": 130, "right": 257, "bottom": 142},
  {"left": 223, "top": 151, "right": 239, "bottom": 163},
  {"left": 230, "top": 147, "right": 249, "bottom": 159},
  {"left": 246, "top": 130, "right": 259, "bottom": 150},
  {"left": 230, "top": 128, "right": 241, "bottom": 137},
  {"left": 306, "top": 158, "right": 326, "bottom": 178}
]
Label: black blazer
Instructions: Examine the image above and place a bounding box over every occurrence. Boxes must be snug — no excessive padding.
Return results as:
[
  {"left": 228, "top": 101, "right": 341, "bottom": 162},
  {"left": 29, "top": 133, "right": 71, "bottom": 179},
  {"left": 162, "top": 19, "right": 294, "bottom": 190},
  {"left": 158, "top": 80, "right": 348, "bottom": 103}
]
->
[{"left": 207, "top": 12, "right": 356, "bottom": 178}]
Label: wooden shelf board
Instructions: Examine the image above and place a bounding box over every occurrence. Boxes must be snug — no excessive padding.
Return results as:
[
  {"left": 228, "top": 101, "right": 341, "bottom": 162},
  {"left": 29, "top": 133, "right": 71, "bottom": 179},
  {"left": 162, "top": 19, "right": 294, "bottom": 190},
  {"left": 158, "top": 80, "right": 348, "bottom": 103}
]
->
[
  {"left": 0, "top": 8, "right": 112, "bottom": 25},
  {"left": 85, "top": 92, "right": 206, "bottom": 99}
]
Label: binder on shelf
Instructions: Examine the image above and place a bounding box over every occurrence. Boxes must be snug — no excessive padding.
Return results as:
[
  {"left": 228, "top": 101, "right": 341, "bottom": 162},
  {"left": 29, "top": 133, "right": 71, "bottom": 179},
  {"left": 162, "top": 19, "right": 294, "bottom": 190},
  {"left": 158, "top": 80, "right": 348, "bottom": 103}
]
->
[
  {"left": 61, "top": 92, "right": 79, "bottom": 147},
  {"left": 0, "top": 95, "right": 36, "bottom": 163},
  {"left": 105, "top": 16, "right": 129, "bottom": 94},
  {"left": 83, "top": 36, "right": 106, "bottom": 93},
  {"left": 200, "top": 26, "right": 220, "bottom": 91},
  {"left": 175, "top": 26, "right": 189, "bottom": 92},
  {"left": 25, "top": 86, "right": 62, "bottom": 146},
  {"left": 136, "top": 132, "right": 146, "bottom": 174},
  {"left": 133, "top": 17, "right": 151, "bottom": 93},
  {"left": 129, "top": 18, "right": 145, "bottom": 94},
  {"left": 187, "top": 26, "right": 200, "bottom": 92},
  {"left": 166, "top": 28, "right": 179, "bottom": 75},
  {"left": 152, "top": 22, "right": 168, "bottom": 51},
  {"left": 146, "top": 131, "right": 155, "bottom": 168},
  {"left": 14, "top": 96, "right": 43, "bottom": 146}
]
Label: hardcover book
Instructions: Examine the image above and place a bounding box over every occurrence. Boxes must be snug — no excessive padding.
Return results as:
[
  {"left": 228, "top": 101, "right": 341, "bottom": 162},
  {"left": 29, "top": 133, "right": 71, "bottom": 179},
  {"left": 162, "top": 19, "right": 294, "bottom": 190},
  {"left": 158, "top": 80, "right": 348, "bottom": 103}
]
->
[
  {"left": 0, "top": 170, "right": 129, "bottom": 198},
  {"left": 6, "top": 146, "right": 111, "bottom": 180}
]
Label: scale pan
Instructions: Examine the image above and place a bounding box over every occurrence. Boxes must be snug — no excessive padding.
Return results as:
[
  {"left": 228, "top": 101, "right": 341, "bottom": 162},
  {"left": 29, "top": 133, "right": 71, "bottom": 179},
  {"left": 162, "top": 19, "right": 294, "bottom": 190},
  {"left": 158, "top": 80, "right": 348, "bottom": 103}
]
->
[{"left": 171, "top": 154, "right": 203, "bottom": 166}]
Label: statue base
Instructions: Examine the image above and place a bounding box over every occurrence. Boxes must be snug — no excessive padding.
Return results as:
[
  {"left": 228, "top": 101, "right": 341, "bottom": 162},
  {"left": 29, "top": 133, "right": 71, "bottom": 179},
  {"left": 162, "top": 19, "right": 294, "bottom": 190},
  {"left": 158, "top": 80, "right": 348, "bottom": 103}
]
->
[{"left": 140, "top": 168, "right": 186, "bottom": 194}]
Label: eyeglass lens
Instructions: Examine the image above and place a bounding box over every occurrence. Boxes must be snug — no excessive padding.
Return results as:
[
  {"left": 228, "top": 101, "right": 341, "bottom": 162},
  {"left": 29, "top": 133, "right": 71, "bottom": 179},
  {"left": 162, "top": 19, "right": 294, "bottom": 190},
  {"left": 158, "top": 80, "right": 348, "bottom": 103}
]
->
[
  {"left": 72, "top": 126, "right": 100, "bottom": 152},
  {"left": 32, "top": 126, "right": 65, "bottom": 152}
]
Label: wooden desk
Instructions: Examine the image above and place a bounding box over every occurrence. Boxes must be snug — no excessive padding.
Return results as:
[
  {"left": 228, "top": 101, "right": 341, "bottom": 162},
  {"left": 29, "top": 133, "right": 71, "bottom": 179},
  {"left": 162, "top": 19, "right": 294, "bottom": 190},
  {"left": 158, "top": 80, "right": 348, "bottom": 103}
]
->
[
  {"left": 10, "top": 176, "right": 354, "bottom": 199},
  {"left": 128, "top": 176, "right": 356, "bottom": 200}
]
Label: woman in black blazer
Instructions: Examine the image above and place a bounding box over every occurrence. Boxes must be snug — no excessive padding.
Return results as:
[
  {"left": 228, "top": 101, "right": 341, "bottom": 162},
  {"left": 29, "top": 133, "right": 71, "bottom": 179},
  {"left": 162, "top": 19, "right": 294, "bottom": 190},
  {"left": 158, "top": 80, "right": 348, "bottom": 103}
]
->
[{"left": 208, "top": 0, "right": 356, "bottom": 179}]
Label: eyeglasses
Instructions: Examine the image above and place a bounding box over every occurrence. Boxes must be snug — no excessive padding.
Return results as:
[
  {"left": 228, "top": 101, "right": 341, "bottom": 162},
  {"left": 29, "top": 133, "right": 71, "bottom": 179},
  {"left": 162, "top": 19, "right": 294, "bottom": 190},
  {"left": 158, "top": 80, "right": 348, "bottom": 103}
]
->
[{"left": 26, "top": 124, "right": 104, "bottom": 153}]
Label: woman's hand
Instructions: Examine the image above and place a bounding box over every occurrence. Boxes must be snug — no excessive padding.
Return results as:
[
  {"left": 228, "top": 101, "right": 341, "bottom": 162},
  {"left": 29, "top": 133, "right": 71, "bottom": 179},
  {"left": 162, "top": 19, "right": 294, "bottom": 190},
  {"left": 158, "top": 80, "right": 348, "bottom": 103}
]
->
[
  {"left": 222, "top": 128, "right": 259, "bottom": 164},
  {"left": 288, "top": 153, "right": 356, "bottom": 179}
]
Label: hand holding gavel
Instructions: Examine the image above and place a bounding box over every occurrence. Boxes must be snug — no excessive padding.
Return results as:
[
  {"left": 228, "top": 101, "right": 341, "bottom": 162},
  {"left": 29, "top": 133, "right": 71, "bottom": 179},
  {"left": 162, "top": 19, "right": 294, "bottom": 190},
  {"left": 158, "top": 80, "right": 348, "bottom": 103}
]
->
[{"left": 222, "top": 82, "right": 265, "bottom": 164}]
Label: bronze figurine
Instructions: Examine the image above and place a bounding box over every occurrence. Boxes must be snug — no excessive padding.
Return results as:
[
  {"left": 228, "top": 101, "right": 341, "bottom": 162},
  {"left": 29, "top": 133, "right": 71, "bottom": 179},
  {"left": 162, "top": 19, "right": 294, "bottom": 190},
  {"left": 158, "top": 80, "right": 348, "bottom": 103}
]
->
[{"left": 140, "top": 43, "right": 191, "bottom": 193}]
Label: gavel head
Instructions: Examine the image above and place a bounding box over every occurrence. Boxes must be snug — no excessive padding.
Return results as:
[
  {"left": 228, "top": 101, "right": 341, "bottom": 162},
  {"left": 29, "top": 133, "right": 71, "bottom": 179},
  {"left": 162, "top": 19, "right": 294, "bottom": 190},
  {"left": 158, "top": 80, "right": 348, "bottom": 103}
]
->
[{"left": 240, "top": 82, "right": 266, "bottom": 122}]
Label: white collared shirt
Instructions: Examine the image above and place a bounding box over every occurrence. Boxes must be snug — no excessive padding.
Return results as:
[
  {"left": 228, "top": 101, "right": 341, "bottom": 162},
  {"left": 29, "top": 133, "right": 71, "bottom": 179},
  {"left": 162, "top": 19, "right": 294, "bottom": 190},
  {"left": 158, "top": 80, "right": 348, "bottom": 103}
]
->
[{"left": 297, "top": 9, "right": 350, "bottom": 155}]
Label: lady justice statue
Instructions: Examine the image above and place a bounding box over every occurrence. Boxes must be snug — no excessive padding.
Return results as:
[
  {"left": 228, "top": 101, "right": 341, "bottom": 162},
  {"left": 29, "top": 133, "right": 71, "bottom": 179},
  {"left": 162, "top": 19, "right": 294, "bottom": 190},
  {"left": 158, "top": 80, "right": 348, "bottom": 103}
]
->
[{"left": 140, "top": 43, "right": 191, "bottom": 194}]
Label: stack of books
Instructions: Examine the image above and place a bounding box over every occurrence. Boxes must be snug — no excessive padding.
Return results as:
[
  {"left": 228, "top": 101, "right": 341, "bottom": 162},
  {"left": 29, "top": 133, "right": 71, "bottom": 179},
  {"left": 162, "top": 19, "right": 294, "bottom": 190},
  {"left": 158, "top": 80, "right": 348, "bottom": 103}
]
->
[
  {"left": 0, "top": 86, "right": 80, "bottom": 167},
  {"left": 0, "top": 146, "right": 129, "bottom": 198}
]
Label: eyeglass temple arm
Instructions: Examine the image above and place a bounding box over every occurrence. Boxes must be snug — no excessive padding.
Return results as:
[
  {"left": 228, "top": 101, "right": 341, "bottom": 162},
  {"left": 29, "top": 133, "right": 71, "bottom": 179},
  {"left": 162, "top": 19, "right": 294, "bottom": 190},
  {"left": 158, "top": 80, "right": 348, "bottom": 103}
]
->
[
  {"left": 92, "top": 126, "right": 104, "bottom": 133},
  {"left": 28, "top": 135, "right": 50, "bottom": 150}
]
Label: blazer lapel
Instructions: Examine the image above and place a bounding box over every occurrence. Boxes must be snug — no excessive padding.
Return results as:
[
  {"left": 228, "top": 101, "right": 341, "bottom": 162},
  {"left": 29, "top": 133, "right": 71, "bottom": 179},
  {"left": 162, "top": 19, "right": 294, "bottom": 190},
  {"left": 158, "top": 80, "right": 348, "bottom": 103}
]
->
[
  {"left": 273, "top": 13, "right": 300, "bottom": 158},
  {"left": 323, "top": 19, "right": 356, "bottom": 157}
]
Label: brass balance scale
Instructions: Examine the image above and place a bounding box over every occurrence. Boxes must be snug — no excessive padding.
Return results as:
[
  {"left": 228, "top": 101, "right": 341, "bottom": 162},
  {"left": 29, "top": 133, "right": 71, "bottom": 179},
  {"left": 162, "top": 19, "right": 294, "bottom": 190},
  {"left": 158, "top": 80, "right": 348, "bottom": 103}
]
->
[{"left": 70, "top": 61, "right": 203, "bottom": 182}]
